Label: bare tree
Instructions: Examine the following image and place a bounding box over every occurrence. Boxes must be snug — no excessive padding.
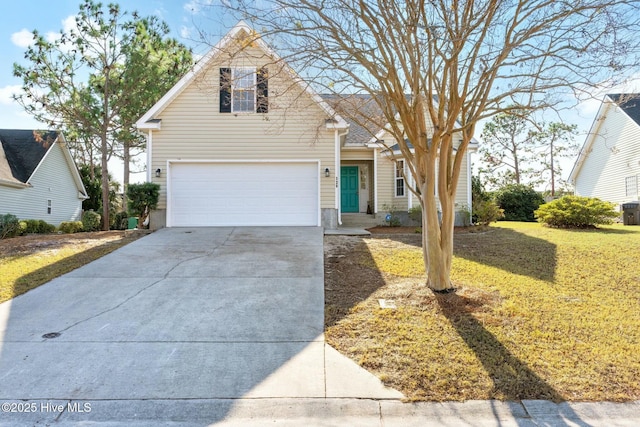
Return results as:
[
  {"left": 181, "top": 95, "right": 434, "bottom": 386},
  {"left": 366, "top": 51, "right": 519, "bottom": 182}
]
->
[{"left": 206, "top": 0, "right": 640, "bottom": 291}]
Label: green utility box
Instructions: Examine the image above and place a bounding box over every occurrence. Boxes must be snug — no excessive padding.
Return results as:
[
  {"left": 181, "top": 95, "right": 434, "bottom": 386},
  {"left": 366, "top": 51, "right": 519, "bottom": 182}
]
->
[{"left": 127, "top": 217, "right": 138, "bottom": 230}]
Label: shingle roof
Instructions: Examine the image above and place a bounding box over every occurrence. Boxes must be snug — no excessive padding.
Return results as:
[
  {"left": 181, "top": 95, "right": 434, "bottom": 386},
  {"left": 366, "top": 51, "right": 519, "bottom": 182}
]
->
[
  {"left": 607, "top": 93, "right": 640, "bottom": 127},
  {"left": 0, "top": 130, "right": 59, "bottom": 183},
  {"left": 320, "top": 94, "right": 387, "bottom": 145}
]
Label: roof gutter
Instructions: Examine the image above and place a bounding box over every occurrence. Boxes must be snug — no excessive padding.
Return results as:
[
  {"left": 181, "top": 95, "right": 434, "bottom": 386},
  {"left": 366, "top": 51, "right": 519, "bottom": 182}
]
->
[{"left": 0, "top": 179, "right": 29, "bottom": 188}]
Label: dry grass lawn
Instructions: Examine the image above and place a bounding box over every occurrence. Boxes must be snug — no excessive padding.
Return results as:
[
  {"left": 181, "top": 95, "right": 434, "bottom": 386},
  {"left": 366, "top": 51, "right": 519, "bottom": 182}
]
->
[
  {"left": 0, "top": 231, "right": 147, "bottom": 303},
  {"left": 324, "top": 222, "right": 640, "bottom": 402}
]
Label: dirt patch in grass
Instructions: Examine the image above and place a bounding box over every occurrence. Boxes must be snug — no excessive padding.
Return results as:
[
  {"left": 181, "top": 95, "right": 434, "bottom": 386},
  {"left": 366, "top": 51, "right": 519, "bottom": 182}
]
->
[
  {"left": 324, "top": 223, "right": 640, "bottom": 402},
  {"left": 0, "top": 230, "right": 149, "bottom": 303}
]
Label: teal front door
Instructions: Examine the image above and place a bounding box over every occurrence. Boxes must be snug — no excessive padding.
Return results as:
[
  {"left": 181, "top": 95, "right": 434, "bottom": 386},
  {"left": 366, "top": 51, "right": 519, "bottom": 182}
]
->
[{"left": 341, "top": 166, "right": 359, "bottom": 213}]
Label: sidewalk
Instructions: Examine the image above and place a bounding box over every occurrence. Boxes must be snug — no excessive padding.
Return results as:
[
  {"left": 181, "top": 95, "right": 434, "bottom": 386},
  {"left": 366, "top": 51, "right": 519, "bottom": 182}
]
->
[{"left": 2, "top": 397, "right": 639, "bottom": 426}]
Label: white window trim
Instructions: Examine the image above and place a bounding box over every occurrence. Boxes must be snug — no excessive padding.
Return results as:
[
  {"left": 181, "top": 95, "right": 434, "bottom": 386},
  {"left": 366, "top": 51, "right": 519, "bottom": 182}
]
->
[
  {"left": 394, "top": 159, "right": 406, "bottom": 197},
  {"left": 47, "top": 199, "right": 52, "bottom": 215},
  {"left": 626, "top": 175, "right": 639, "bottom": 197},
  {"left": 231, "top": 67, "right": 256, "bottom": 113}
]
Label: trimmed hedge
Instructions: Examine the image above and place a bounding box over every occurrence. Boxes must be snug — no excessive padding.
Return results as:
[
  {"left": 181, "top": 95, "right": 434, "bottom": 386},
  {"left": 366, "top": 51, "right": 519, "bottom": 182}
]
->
[
  {"left": 495, "top": 184, "right": 545, "bottom": 221},
  {"left": 58, "top": 221, "right": 85, "bottom": 234},
  {"left": 82, "top": 210, "right": 102, "bottom": 232},
  {"left": 20, "top": 219, "right": 55, "bottom": 234},
  {"left": 535, "top": 195, "right": 619, "bottom": 228}
]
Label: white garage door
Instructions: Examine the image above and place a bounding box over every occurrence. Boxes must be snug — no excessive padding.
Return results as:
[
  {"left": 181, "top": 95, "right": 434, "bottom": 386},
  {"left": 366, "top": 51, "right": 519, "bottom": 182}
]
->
[{"left": 168, "top": 161, "right": 319, "bottom": 226}]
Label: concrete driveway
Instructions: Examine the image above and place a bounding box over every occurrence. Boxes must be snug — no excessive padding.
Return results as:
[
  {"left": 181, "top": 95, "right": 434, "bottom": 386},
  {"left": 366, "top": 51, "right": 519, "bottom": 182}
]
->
[{"left": 0, "top": 227, "right": 400, "bottom": 425}]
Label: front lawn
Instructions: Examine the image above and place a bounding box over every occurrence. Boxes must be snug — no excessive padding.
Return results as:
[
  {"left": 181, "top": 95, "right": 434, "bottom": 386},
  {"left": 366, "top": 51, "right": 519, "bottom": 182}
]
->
[
  {"left": 0, "top": 231, "right": 146, "bottom": 304},
  {"left": 324, "top": 222, "right": 640, "bottom": 401}
]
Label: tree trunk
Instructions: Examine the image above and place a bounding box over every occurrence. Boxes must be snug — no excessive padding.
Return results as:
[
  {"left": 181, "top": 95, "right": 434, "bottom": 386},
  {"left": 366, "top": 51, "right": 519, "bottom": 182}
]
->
[
  {"left": 122, "top": 140, "right": 130, "bottom": 213},
  {"left": 418, "top": 147, "right": 456, "bottom": 292},
  {"left": 100, "top": 132, "right": 110, "bottom": 231}
]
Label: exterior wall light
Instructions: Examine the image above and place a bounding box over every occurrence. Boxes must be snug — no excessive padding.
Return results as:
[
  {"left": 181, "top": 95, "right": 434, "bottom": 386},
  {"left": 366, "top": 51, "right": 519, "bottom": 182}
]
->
[
  {"left": 155, "top": 168, "right": 161, "bottom": 178},
  {"left": 325, "top": 167, "right": 330, "bottom": 177}
]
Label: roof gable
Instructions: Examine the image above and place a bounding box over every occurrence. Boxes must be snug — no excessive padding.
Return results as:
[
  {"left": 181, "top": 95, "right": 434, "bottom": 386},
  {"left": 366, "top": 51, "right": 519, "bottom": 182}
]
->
[
  {"left": 569, "top": 93, "right": 640, "bottom": 183},
  {"left": 0, "top": 130, "right": 58, "bottom": 183},
  {"left": 136, "top": 21, "right": 347, "bottom": 130},
  {"left": 607, "top": 93, "right": 640, "bottom": 127}
]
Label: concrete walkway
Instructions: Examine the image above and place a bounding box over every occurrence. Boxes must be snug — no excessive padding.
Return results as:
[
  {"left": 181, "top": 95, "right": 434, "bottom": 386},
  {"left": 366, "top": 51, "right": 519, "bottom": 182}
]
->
[{"left": 0, "top": 227, "right": 638, "bottom": 426}]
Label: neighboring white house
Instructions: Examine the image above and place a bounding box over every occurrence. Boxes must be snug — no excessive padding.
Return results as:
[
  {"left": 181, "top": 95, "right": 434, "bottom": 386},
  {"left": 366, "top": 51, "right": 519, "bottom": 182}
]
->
[
  {"left": 136, "top": 21, "right": 476, "bottom": 229},
  {"left": 569, "top": 94, "right": 640, "bottom": 208},
  {"left": 0, "top": 129, "right": 88, "bottom": 226}
]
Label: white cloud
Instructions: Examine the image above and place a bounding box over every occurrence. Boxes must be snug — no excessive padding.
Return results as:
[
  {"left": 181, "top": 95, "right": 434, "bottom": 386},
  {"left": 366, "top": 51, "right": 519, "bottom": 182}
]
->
[
  {"left": 44, "top": 15, "right": 78, "bottom": 44},
  {"left": 0, "top": 86, "right": 22, "bottom": 106},
  {"left": 11, "top": 29, "right": 34, "bottom": 48},
  {"left": 61, "top": 15, "right": 77, "bottom": 33},
  {"left": 180, "top": 25, "right": 192, "bottom": 39}
]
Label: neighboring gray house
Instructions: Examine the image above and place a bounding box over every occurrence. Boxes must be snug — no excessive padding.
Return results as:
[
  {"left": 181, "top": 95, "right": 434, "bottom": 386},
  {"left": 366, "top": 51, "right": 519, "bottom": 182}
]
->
[
  {"left": 570, "top": 94, "right": 640, "bottom": 207},
  {"left": 0, "top": 129, "right": 88, "bottom": 226}
]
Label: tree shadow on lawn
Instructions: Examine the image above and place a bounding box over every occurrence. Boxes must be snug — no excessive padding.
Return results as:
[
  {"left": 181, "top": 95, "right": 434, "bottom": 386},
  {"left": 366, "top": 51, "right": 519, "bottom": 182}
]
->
[
  {"left": 369, "top": 226, "right": 558, "bottom": 282},
  {"left": 454, "top": 226, "right": 557, "bottom": 282},
  {"left": 325, "top": 236, "right": 594, "bottom": 425},
  {"left": 435, "top": 291, "right": 562, "bottom": 401},
  {"left": 435, "top": 291, "right": 596, "bottom": 426},
  {"left": 5, "top": 238, "right": 138, "bottom": 302},
  {"left": 324, "top": 236, "right": 388, "bottom": 328}
]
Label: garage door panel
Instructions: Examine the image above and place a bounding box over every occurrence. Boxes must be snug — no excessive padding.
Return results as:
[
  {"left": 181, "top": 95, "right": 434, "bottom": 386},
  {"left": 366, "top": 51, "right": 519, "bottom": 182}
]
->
[{"left": 168, "top": 162, "right": 319, "bottom": 226}]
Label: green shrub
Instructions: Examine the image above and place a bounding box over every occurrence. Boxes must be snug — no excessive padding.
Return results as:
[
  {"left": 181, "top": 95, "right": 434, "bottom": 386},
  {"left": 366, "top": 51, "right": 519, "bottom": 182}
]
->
[
  {"left": 127, "top": 183, "right": 160, "bottom": 229},
  {"left": 408, "top": 205, "right": 422, "bottom": 224},
  {"left": 20, "top": 219, "right": 55, "bottom": 234},
  {"left": 494, "top": 184, "right": 545, "bottom": 221},
  {"left": 0, "top": 213, "right": 20, "bottom": 239},
  {"left": 111, "top": 211, "right": 129, "bottom": 230},
  {"left": 535, "top": 196, "right": 619, "bottom": 228},
  {"left": 473, "top": 199, "right": 505, "bottom": 226},
  {"left": 382, "top": 204, "right": 402, "bottom": 227},
  {"left": 58, "top": 221, "right": 84, "bottom": 234},
  {"left": 456, "top": 204, "right": 472, "bottom": 227},
  {"left": 82, "top": 210, "right": 102, "bottom": 232}
]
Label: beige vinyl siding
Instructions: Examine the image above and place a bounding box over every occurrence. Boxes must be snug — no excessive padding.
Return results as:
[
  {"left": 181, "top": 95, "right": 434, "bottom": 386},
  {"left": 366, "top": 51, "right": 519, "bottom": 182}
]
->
[
  {"left": 575, "top": 103, "right": 640, "bottom": 205},
  {"left": 377, "top": 152, "right": 400, "bottom": 210},
  {"left": 149, "top": 45, "right": 336, "bottom": 210},
  {"left": 375, "top": 132, "right": 471, "bottom": 213},
  {"left": 341, "top": 149, "right": 374, "bottom": 161},
  {"left": 0, "top": 143, "right": 83, "bottom": 225}
]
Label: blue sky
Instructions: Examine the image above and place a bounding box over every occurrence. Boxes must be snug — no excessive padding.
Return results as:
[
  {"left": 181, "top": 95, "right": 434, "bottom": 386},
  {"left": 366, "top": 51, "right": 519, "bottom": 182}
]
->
[{"left": 0, "top": 0, "right": 225, "bottom": 130}]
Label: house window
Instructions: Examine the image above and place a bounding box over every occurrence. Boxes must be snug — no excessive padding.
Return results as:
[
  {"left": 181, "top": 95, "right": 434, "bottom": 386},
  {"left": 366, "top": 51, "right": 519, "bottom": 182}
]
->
[
  {"left": 232, "top": 67, "right": 255, "bottom": 112},
  {"left": 395, "top": 160, "right": 405, "bottom": 197},
  {"left": 220, "top": 67, "right": 268, "bottom": 113},
  {"left": 626, "top": 175, "right": 639, "bottom": 197},
  {"left": 47, "top": 199, "right": 52, "bottom": 215}
]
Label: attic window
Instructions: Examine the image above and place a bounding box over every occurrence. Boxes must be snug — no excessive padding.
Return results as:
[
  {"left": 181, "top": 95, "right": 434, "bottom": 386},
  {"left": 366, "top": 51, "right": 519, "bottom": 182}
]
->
[{"left": 220, "top": 67, "right": 268, "bottom": 114}]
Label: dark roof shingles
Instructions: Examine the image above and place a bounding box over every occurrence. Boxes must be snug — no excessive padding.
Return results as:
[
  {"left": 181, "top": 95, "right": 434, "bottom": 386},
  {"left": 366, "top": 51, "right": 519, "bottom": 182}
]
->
[
  {"left": 608, "top": 93, "right": 640, "bottom": 127},
  {"left": 0, "top": 130, "right": 58, "bottom": 183}
]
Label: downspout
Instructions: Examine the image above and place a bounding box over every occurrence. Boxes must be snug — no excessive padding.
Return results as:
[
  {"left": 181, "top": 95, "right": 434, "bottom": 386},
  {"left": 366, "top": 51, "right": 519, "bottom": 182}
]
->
[
  {"left": 335, "top": 128, "right": 348, "bottom": 226},
  {"left": 467, "top": 150, "right": 473, "bottom": 223},
  {"left": 373, "top": 148, "right": 378, "bottom": 214},
  {"left": 408, "top": 163, "right": 413, "bottom": 211},
  {"left": 146, "top": 130, "right": 153, "bottom": 182}
]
